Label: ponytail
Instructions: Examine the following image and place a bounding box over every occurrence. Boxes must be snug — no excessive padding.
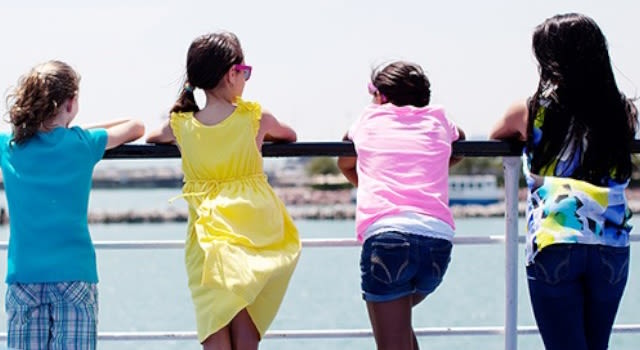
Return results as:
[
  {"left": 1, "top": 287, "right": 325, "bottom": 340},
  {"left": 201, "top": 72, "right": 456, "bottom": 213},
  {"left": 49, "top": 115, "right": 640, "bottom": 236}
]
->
[
  {"left": 170, "top": 81, "right": 199, "bottom": 114},
  {"left": 171, "top": 32, "right": 245, "bottom": 114}
]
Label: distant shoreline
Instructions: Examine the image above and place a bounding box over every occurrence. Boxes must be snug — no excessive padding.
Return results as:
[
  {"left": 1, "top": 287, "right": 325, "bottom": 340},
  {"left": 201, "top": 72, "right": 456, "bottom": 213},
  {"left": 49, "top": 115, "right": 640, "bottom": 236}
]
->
[{"left": 1, "top": 186, "right": 640, "bottom": 224}]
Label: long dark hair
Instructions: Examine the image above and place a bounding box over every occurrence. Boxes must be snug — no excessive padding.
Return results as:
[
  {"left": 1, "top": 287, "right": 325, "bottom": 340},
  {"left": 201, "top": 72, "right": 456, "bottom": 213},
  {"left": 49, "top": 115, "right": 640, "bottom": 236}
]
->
[
  {"left": 171, "top": 32, "right": 244, "bottom": 113},
  {"left": 371, "top": 61, "right": 431, "bottom": 107},
  {"left": 6, "top": 60, "right": 80, "bottom": 144},
  {"left": 527, "top": 13, "right": 637, "bottom": 185}
]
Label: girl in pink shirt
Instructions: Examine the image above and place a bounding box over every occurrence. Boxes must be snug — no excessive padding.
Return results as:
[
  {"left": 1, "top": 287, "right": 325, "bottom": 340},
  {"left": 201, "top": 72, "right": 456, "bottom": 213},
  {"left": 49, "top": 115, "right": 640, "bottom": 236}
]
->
[{"left": 338, "top": 61, "right": 465, "bottom": 350}]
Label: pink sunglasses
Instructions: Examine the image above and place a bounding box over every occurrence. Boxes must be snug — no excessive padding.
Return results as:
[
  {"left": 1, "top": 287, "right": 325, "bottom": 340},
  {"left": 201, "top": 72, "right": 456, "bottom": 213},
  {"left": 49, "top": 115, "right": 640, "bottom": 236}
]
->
[
  {"left": 234, "top": 64, "right": 252, "bottom": 81},
  {"left": 368, "top": 82, "right": 387, "bottom": 103}
]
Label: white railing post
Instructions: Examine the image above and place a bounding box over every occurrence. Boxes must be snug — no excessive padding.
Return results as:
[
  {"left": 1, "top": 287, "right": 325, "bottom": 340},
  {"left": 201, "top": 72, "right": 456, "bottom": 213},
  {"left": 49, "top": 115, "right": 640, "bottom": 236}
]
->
[{"left": 503, "top": 156, "right": 521, "bottom": 350}]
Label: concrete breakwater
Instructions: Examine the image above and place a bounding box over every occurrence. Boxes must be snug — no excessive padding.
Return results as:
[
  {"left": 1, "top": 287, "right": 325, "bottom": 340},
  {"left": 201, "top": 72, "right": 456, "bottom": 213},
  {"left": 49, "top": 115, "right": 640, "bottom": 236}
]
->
[
  {"left": 84, "top": 203, "right": 511, "bottom": 224},
  {"left": 2, "top": 187, "right": 640, "bottom": 224},
  {"left": 82, "top": 199, "right": 640, "bottom": 223},
  {"left": 84, "top": 188, "right": 358, "bottom": 223},
  {"left": 85, "top": 206, "right": 358, "bottom": 224}
]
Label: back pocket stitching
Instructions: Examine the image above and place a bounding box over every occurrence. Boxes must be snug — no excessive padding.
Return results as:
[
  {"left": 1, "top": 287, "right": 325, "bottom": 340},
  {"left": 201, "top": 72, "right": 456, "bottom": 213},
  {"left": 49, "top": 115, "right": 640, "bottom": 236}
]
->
[{"left": 370, "top": 241, "right": 410, "bottom": 284}]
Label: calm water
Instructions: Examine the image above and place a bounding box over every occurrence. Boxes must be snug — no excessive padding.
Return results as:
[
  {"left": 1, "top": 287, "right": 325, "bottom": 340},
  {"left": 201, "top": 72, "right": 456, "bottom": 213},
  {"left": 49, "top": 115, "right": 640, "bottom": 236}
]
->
[{"left": 0, "top": 189, "right": 638, "bottom": 349}]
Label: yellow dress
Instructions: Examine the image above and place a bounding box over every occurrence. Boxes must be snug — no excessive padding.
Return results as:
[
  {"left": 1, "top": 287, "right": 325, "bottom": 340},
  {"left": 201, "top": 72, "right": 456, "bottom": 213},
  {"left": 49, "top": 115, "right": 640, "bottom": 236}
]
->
[{"left": 170, "top": 99, "right": 301, "bottom": 342}]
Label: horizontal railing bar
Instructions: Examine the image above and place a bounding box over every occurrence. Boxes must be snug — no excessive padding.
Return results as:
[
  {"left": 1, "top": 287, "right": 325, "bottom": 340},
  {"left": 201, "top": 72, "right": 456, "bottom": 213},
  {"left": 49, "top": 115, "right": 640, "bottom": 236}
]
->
[
  {"left": 0, "top": 235, "right": 637, "bottom": 250},
  {"left": 105, "top": 141, "right": 525, "bottom": 159},
  {"left": 0, "top": 324, "right": 637, "bottom": 341},
  {"left": 104, "top": 140, "right": 640, "bottom": 159},
  {"left": 0, "top": 237, "right": 519, "bottom": 250}
]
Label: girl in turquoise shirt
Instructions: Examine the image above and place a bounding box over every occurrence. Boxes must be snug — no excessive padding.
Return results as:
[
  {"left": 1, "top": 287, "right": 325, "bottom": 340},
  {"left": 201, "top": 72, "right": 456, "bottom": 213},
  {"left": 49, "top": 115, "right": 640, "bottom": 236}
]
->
[{"left": 2, "top": 60, "right": 145, "bottom": 350}]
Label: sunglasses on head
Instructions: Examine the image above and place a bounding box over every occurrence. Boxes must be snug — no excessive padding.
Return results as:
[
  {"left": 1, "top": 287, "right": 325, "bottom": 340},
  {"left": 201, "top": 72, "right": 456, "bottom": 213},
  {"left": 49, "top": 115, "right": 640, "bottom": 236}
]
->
[
  {"left": 234, "top": 64, "right": 252, "bottom": 81},
  {"left": 368, "top": 82, "right": 387, "bottom": 103}
]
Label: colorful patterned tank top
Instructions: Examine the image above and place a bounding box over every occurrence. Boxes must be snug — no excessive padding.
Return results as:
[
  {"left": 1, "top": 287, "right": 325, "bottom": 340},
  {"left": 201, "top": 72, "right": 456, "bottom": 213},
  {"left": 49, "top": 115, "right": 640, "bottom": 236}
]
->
[{"left": 523, "top": 103, "right": 632, "bottom": 264}]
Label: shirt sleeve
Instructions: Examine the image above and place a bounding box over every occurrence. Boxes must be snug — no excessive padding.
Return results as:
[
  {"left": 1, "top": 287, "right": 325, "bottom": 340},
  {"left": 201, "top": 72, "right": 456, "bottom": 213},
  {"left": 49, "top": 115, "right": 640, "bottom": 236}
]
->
[
  {"left": 444, "top": 113, "right": 460, "bottom": 142},
  {"left": 84, "top": 128, "right": 108, "bottom": 163},
  {"left": 346, "top": 112, "right": 364, "bottom": 141},
  {"left": 0, "top": 132, "right": 10, "bottom": 161},
  {"left": 169, "top": 112, "right": 184, "bottom": 146}
]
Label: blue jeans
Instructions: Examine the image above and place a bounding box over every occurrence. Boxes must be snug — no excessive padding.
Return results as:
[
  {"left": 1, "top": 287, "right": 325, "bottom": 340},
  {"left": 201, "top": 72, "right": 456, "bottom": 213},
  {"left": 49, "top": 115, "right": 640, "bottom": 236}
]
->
[
  {"left": 526, "top": 244, "right": 629, "bottom": 350},
  {"left": 360, "top": 231, "right": 452, "bottom": 302}
]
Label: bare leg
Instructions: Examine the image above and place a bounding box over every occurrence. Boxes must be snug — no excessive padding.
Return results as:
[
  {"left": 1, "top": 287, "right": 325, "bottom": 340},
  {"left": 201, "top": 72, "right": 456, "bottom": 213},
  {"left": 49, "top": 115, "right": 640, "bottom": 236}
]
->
[
  {"left": 366, "top": 295, "right": 413, "bottom": 350},
  {"left": 230, "top": 308, "right": 260, "bottom": 350},
  {"left": 411, "top": 294, "right": 426, "bottom": 350},
  {"left": 412, "top": 294, "right": 426, "bottom": 307},
  {"left": 202, "top": 325, "right": 232, "bottom": 350}
]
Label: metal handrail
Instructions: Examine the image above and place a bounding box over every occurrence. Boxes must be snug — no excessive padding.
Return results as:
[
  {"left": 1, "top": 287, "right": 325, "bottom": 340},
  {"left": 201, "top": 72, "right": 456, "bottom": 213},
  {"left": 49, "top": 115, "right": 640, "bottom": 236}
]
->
[
  {"left": 105, "top": 140, "right": 640, "bottom": 159},
  {"left": 0, "top": 236, "right": 526, "bottom": 250},
  {"left": 0, "top": 324, "right": 639, "bottom": 342},
  {"left": 0, "top": 236, "right": 637, "bottom": 250},
  {"left": 104, "top": 140, "right": 526, "bottom": 159}
]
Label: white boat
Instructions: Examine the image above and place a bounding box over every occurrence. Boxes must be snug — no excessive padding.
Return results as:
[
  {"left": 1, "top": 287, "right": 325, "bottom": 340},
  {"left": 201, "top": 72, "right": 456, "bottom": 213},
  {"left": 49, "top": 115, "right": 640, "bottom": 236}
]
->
[{"left": 448, "top": 174, "right": 502, "bottom": 205}]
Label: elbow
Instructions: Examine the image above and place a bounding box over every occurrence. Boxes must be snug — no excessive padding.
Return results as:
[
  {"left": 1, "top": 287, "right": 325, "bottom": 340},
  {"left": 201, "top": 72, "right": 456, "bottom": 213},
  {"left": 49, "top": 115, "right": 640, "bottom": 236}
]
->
[
  {"left": 337, "top": 157, "right": 353, "bottom": 173},
  {"left": 337, "top": 157, "right": 346, "bottom": 172},
  {"left": 449, "top": 155, "right": 464, "bottom": 167},
  {"left": 488, "top": 128, "right": 503, "bottom": 140},
  {"left": 131, "top": 120, "right": 146, "bottom": 140},
  {"left": 146, "top": 133, "right": 166, "bottom": 144},
  {"left": 145, "top": 135, "right": 157, "bottom": 144}
]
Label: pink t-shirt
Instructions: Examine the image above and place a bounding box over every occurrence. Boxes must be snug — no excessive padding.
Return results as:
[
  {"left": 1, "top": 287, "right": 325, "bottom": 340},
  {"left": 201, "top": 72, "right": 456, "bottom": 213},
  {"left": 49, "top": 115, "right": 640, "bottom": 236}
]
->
[{"left": 347, "top": 103, "right": 460, "bottom": 241}]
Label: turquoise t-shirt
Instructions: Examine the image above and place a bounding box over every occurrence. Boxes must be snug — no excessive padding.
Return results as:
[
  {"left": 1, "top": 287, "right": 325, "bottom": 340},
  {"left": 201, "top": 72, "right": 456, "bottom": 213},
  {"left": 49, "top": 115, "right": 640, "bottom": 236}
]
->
[{"left": 0, "top": 127, "right": 108, "bottom": 283}]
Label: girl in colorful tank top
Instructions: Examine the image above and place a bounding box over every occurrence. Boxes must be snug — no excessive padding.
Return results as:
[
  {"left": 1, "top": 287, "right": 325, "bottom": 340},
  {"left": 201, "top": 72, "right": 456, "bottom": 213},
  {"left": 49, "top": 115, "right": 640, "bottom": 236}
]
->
[{"left": 490, "top": 13, "right": 637, "bottom": 350}]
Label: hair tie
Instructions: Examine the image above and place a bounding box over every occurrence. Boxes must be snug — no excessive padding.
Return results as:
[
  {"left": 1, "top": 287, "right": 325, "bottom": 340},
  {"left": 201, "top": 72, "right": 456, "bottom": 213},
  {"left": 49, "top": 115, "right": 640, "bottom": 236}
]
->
[{"left": 183, "top": 82, "right": 194, "bottom": 93}]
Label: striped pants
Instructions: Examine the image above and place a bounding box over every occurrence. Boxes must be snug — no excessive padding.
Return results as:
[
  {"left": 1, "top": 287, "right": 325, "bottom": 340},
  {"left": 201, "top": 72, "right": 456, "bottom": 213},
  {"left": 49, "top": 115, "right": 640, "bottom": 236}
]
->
[{"left": 5, "top": 282, "right": 98, "bottom": 350}]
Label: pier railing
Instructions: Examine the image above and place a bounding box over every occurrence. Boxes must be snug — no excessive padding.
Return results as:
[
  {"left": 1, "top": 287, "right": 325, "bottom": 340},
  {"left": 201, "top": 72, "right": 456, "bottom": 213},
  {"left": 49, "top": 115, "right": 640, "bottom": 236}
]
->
[{"left": 2, "top": 140, "right": 640, "bottom": 350}]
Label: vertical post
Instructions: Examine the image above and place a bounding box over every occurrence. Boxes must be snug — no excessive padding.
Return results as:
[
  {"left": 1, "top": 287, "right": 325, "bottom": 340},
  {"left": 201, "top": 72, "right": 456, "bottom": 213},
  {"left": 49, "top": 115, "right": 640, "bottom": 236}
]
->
[{"left": 503, "top": 156, "right": 521, "bottom": 350}]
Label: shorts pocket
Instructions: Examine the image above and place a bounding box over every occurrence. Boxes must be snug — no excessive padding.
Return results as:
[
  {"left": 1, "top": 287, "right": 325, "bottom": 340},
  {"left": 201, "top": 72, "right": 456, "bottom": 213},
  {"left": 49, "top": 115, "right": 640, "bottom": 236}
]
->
[
  {"left": 57, "top": 282, "right": 98, "bottom": 306},
  {"left": 6, "top": 284, "right": 41, "bottom": 327},
  {"left": 429, "top": 242, "right": 452, "bottom": 280},
  {"left": 370, "top": 233, "right": 411, "bottom": 285},
  {"left": 6, "top": 284, "right": 40, "bottom": 307},
  {"left": 599, "top": 246, "right": 629, "bottom": 285},
  {"left": 529, "top": 245, "right": 571, "bottom": 285}
]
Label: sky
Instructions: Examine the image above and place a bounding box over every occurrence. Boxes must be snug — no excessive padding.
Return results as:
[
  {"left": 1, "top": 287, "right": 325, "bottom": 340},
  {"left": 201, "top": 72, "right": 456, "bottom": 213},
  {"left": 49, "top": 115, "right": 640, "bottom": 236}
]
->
[{"left": 0, "top": 0, "right": 639, "bottom": 141}]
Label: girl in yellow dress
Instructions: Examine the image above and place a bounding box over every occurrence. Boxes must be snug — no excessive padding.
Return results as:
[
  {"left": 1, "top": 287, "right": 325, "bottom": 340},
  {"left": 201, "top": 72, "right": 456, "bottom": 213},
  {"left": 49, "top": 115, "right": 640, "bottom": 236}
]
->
[{"left": 146, "top": 31, "right": 301, "bottom": 350}]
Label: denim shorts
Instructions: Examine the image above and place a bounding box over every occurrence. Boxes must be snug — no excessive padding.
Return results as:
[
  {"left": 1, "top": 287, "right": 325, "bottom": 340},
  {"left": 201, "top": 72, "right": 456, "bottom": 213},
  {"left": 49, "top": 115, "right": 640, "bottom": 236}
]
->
[{"left": 360, "top": 231, "right": 453, "bottom": 302}]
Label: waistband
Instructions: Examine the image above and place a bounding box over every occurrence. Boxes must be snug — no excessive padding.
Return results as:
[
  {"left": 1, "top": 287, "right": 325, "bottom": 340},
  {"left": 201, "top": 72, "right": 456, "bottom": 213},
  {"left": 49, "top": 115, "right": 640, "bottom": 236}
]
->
[
  {"left": 183, "top": 173, "right": 266, "bottom": 185},
  {"left": 171, "top": 173, "right": 267, "bottom": 202}
]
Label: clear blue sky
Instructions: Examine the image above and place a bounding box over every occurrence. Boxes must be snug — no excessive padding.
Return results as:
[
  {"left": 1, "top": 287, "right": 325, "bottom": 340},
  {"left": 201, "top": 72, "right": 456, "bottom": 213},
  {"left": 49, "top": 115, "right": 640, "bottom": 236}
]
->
[{"left": 1, "top": 1, "right": 639, "bottom": 141}]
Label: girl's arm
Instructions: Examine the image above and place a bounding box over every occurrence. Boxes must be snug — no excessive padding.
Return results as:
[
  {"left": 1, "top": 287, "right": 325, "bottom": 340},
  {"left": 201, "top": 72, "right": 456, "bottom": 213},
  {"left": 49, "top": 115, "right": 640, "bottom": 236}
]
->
[
  {"left": 259, "top": 109, "right": 297, "bottom": 143},
  {"left": 84, "top": 119, "right": 145, "bottom": 150},
  {"left": 490, "top": 101, "right": 528, "bottom": 141},
  {"left": 450, "top": 126, "right": 466, "bottom": 167},
  {"left": 337, "top": 134, "right": 358, "bottom": 187},
  {"left": 146, "top": 119, "right": 176, "bottom": 144}
]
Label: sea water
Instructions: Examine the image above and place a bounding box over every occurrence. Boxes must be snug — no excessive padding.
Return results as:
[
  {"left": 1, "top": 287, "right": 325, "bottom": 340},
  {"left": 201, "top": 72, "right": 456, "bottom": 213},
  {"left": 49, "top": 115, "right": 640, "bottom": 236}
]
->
[{"left": 0, "top": 189, "right": 638, "bottom": 349}]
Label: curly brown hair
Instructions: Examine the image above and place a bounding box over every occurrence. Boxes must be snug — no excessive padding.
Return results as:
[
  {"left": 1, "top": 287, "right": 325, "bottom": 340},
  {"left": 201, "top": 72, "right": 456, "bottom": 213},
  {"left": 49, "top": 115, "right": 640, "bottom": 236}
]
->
[{"left": 6, "top": 60, "right": 80, "bottom": 144}]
